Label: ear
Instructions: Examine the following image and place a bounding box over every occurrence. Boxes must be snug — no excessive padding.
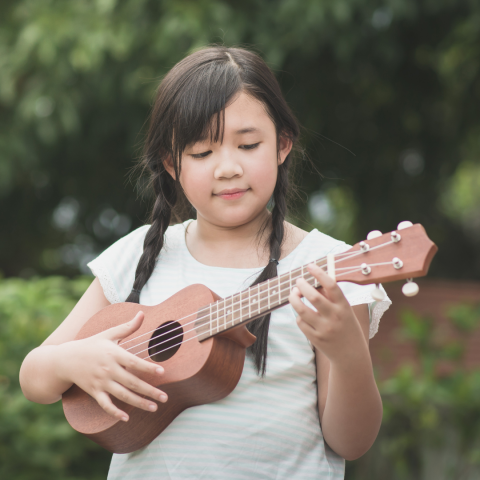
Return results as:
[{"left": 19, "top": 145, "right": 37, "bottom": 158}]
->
[
  {"left": 278, "top": 134, "right": 293, "bottom": 166},
  {"left": 163, "top": 155, "right": 176, "bottom": 180}
]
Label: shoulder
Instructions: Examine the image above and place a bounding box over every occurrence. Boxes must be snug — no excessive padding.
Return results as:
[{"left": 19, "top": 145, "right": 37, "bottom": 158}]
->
[
  {"left": 86, "top": 221, "right": 189, "bottom": 304},
  {"left": 282, "top": 222, "right": 348, "bottom": 260},
  {"left": 281, "top": 223, "right": 309, "bottom": 259},
  {"left": 100, "top": 221, "right": 188, "bottom": 254}
]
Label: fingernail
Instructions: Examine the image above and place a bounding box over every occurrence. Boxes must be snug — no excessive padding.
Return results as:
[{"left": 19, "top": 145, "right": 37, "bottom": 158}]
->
[
  {"left": 156, "top": 367, "right": 164, "bottom": 374},
  {"left": 160, "top": 394, "right": 168, "bottom": 402},
  {"left": 121, "top": 415, "right": 128, "bottom": 422},
  {"left": 148, "top": 404, "right": 157, "bottom": 411}
]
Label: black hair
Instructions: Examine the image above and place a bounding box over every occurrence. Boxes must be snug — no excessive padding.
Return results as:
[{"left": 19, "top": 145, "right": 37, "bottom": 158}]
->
[{"left": 127, "top": 46, "right": 300, "bottom": 376}]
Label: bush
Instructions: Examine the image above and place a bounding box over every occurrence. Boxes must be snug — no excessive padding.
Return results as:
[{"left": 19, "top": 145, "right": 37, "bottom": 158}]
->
[
  {"left": 0, "top": 276, "right": 110, "bottom": 480},
  {"left": 347, "top": 304, "right": 480, "bottom": 480},
  {"left": 3, "top": 275, "right": 480, "bottom": 479}
]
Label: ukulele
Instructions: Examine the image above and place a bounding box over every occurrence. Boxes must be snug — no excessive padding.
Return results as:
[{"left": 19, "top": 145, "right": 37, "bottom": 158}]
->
[{"left": 62, "top": 222, "right": 437, "bottom": 453}]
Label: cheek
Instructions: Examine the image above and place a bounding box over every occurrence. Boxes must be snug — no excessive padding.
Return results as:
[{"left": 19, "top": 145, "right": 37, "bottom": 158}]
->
[
  {"left": 179, "top": 162, "right": 211, "bottom": 203},
  {"left": 249, "top": 153, "right": 279, "bottom": 190}
]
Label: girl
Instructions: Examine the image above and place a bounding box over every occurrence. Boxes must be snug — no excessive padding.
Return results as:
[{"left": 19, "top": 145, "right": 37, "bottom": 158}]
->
[{"left": 20, "top": 46, "right": 390, "bottom": 479}]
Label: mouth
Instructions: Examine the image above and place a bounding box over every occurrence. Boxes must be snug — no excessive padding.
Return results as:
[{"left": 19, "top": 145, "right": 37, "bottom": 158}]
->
[{"left": 214, "top": 188, "right": 250, "bottom": 200}]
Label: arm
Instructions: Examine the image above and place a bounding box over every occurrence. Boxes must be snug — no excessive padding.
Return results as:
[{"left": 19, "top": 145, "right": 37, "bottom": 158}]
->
[
  {"left": 20, "top": 278, "right": 168, "bottom": 422},
  {"left": 289, "top": 265, "right": 383, "bottom": 461},
  {"left": 316, "top": 304, "right": 382, "bottom": 460}
]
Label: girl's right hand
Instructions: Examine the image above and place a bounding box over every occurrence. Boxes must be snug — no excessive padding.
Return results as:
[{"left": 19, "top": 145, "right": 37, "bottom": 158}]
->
[{"left": 56, "top": 311, "right": 167, "bottom": 422}]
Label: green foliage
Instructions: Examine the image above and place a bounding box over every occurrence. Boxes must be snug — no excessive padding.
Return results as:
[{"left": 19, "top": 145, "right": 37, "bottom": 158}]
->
[
  {"left": 441, "top": 158, "right": 480, "bottom": 242},
  {"left": 347, "top": 303, "right": 480, "bottom": 480},
  {"left": 1, "top": 0, "right": 480, "bottom": 279},
  {"left": 2, "top": 275, "right": 480, "bottom": 478},
  {"left": 0, "top": 275, "right": 110, "bottom": 480}
]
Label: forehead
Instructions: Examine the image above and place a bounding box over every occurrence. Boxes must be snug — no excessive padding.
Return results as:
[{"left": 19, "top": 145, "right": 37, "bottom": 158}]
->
[{"left": 223, "top": 92, "right": 274, "bottom": 135}]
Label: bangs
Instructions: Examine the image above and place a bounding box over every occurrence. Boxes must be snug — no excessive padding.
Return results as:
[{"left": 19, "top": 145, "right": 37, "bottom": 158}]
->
[{"left": 170, "top": 59, "right": 243, "bottom": 171}]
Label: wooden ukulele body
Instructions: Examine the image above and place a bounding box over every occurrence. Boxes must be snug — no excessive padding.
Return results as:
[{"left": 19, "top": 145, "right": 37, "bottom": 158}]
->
[{"left": 62, "top": 284, "right": 256, "bottom": 454}]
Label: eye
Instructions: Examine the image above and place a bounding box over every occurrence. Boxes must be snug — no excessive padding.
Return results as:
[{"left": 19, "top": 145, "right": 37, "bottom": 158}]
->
[
  {"left": 239, "top": 142, "right": 260, "bottom": 151},
  {"left": 190, "top": 150, "right": 212, "bottom": 159}
]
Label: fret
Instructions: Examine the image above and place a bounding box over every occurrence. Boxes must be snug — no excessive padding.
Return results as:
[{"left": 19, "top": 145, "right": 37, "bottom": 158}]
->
[
  {"left": 242, "top": 291, "right": 249, "bottom": 321},
  {"left": 237, "top": 294, "right": 242, "bottom": 325},
  {"left": 267, "top": 279, "right": 271, "bottom": 311},
  {"left": 209, "top": 303, "right": 213, "bottom": 337},
  {"left": 231, "top": 296, "right": 235, "bottom": 327},
  {"left": 277, "top": 276, "right": 281, "bottom": 305},
  {"left": 251, "top": 285, "right": 260, "bottom": 316},
  {"left": 259, "top": 282, "right": 268, "bottom": 313},
  {"left": 280, "top": 275, "right": 287, "bottom": 304},
  {"left": 217, "top": 300, "right": 224, "bottom": 333},
  {"left": 224, "top": 296, "right": 232, "bottom": 329},
  {"left": 233, "top": 293, "right": 241, "bottom": 326}
]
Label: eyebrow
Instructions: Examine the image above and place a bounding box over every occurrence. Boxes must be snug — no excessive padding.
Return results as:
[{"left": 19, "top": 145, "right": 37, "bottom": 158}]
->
[{"left": 235, "top": 127, "right": 260, "bottom": 135}]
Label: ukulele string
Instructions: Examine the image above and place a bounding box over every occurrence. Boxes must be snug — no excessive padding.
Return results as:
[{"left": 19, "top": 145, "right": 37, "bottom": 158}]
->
[
  {"left": 122, "top": 242, "right": 394, "bottom": 353},
  {"left": 125, "top": 257, "right": 383, "bottom": 355},
  {"left": 119, "top": 241, "right": 386, "bottom": 349},
  {"left": 119, "top": 258, "right": 327, "bottom": 348},
  {"left": 139, "top": 264, "right": 370, "bottom": 360},
  {"left": 135, "top": 260, "right": 394, "bottom": 358},
  {"left": 129, "top": 267, "right": 329, "bottom": 356}
]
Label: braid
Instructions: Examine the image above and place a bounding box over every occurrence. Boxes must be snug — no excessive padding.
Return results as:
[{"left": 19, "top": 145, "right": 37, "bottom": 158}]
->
[
  {"left": 126, "top": 168, "right": 177, "bottom": 303},
  {"left": 247, "top": 160, "right": 289, "bottom": 376}
]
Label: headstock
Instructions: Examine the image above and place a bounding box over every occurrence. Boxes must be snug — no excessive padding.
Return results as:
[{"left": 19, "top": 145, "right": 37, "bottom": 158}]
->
[{"left": 333, "top": 222, "right": 438, "bottom": 296}]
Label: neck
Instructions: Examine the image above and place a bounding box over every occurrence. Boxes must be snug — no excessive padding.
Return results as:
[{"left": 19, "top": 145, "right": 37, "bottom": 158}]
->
[
  {"left": 194, "top": 209, "right": 271, "bottom": 245},
  {"left": 187, "top": 210, "right": 272, "bottom": 268}
]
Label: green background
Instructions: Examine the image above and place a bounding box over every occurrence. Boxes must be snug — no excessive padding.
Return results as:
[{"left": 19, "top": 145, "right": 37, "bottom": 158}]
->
[{"left": 1, "top": 0, "right": 480, "bottom": 478}]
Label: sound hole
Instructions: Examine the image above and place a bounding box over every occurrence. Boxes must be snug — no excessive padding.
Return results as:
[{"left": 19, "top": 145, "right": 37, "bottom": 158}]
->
[{"left": 148, "top": 321, "right": 183, "bottom": 362}]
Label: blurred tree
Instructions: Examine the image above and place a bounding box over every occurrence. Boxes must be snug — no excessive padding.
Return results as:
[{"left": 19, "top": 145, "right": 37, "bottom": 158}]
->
[
  {"left": 0, "top": 0, "right": 479, "bottom": 279},
  {"left": 347, "top": 303, "right": 480, "bottom": 480},
  {"left": 0, "top": 276, "right": 111, "bottom": 479}
]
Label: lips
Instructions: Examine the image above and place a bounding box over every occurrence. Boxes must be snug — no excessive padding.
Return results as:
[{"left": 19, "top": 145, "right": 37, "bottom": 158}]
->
[{"left": 214, "top": 188, "right": 249, "bottom": 200}]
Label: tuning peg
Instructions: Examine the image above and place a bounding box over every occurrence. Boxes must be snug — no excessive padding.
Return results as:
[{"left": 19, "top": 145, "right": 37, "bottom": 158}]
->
[
  {"left": 367, "top": 230, "right": 382, "bottom": 240},
  {"left": 397, "top": 221, "right": 413, "bottom": 230},
  {"left": 402, "top": 279, "right": 419, "bottom": 297},
  {"left": 371, "top": 284, "right": 385, "bottom": 301}
]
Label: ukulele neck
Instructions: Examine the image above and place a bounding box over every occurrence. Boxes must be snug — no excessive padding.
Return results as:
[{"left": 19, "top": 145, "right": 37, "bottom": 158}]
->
[
  {"left": 195, "top": 259, "right": 324, "bottom": 341},
  {"left": 195, "top": 223, "right": 438, "bottom": 341}
]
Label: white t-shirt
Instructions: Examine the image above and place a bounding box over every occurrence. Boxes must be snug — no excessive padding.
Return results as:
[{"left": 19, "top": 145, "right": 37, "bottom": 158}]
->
[{"left": 88, "top": 220, "right": 391, "bottom": 480}]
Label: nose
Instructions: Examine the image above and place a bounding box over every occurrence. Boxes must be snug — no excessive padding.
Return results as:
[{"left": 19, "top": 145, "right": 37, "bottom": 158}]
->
[{"left": 213, "top": 151, "right": 243, "bottom": 180}]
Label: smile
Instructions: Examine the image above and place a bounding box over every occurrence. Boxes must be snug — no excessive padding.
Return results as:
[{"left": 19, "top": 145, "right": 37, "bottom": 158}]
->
[{"left": 214, "top": 188, "right": 249, "bottom": 200}]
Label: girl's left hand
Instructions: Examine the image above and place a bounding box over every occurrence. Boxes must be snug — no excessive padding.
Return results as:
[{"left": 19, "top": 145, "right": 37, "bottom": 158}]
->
[{"left": 289, "top": 263, "right": 369, "bottom": 367}]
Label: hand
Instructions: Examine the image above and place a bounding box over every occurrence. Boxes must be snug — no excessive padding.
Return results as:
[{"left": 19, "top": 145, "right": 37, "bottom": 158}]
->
[
  {"left": 288, "top": 263, "right": 368, "bottom": 366},
  {"left": 57, "top": 311, "right": 168, "bottom": 422}
]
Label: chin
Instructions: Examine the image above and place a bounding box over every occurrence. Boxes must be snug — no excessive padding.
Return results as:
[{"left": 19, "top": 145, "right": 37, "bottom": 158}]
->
[{"left": 213, "top": 211, "right": 264, "bottom": 228}]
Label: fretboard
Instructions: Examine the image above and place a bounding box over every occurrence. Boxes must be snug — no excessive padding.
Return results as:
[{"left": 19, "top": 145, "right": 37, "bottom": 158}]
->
[{"left": 195, "top": 258, "right": 326, "bottom": 341}]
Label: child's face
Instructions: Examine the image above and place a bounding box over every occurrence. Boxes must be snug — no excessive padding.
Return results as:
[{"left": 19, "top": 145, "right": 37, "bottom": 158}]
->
[{"left": 170, "top": 92, "right": 292, "bottom": 229}]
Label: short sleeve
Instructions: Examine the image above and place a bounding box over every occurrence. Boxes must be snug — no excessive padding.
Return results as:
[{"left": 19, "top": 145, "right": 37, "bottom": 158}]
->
[
  {"left": 327, "top": 242, "right": 392, "bottom": 339},
  {"left": 87, "top": 226, "right": 150, "bottom": 304}
]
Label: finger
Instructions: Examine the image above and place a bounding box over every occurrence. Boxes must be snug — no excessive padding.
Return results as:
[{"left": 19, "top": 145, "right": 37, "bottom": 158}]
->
[
  {"left": 295, "top": 277, "right": 332, "bottom": 315},
  {"left": 102, "top": 311, "right": 145, "bottom": 343},
  {"left": 117, "top": 349, "right": 165, "bottom": 378},
  {"left": 108, "top": 381, "right": 160, "bottom": 413},
  {"left": 113, "top": 367, "right": 168, "bottom": 403},
  {"left": 95, "top": 391, "right": 129, "bottom": 422},
  {"left": 289, "top": 287, "right": 320, "bottom": 327},
  {"left": 307, "top": 264, "right": 347, "bottom": 305},
  {"left": 295, "top": 312, "right": 318, "bottom": 340}
]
